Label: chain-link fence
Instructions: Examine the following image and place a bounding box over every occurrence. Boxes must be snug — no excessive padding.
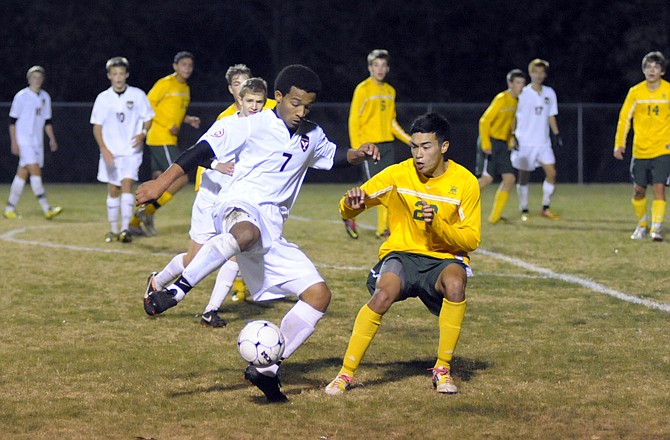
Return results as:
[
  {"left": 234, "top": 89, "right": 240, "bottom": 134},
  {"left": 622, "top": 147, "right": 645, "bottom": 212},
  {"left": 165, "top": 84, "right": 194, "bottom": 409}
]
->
[{"left": 0, "top": 102, "right": 626, "bottom": 184}]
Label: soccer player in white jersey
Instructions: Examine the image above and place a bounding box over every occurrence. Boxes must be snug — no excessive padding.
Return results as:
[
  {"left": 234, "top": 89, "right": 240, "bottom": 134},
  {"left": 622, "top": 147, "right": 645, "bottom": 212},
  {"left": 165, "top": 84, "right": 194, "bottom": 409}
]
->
[
  {"left": 4, "top": 66, "right": 62, "bottom": 220},
  {"left": 91, "top": 57, "right": 154, "bottom": 243},
  {"left": 137, "top": 65, "right": 380, "bottom": 402},
  {"left": 147, "top": 78, "right": 269, "bottom": 328},
  {"left": 511, "top": 58, "right": 563, "bottom": 221}
]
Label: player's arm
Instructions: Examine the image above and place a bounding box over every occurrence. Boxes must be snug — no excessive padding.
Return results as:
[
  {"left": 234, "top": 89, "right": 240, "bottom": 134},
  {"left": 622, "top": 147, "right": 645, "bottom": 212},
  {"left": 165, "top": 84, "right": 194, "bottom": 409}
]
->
[
  {"left": 548, "top": 116, "right": 563, "bottom": 148},
  {"left": 184, "top": 114, "right": 201, "bottom": 129},
  {"left": 425, "top": 179, "right": 481, "bottom": 252},
  {"left": 478, "top": 96, "right": 501, "bottom": 153},
  {"left": 614, "top": 88, "right": 636, "bottom": 160},
  {"left": 8, "top": 118, "right": 19, "bottom": 156},
  {"left": 92, "top": 124, "right": 114, "bottom": 166},
  {"left": 332, "top": 142, "right": 380, "bottom": 168},
  {"left": 44, "top": 121, "right": 58, "bottom": 152},
  {"left": 348, "top": 87, "right": 364, "bottom": 149},
  {"left": 339, "top": 169, "right": 390, "bottom": 219},
  {"left": 391, "top": 113, "right": 411, "bottom": 145},
  {"left": 146, "top": 81, "right": 170, "bottom": 128}
]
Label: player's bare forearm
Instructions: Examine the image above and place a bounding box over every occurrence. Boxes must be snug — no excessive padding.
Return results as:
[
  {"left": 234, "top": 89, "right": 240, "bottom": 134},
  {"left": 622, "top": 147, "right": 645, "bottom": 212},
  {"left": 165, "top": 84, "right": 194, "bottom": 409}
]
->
[
  {"left": 613, "top": 147, "right": 625, "bottom": 160},
  {"left": 136, "top": 164, "right": 185, "bottom": 205},
  {"left": 347, "top": 143, "right": 380, "bottom": 165}
]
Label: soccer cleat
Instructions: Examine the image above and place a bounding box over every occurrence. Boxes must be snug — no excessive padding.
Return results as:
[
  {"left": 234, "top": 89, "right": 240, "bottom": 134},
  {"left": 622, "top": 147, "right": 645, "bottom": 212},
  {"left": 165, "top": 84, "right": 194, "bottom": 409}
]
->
[
  {"left": 343, "top": 219, "right": 359, "bottom": 239},
  {"left": 45, "top": 206, "right": 63, "bottom": 220},
  {"left": 231, "top": 278, "right": 248, "bottom": 302},
  {"left": 630, "top": 225, "right": 649, "bottom": 240},
  {"left": 520, "top": 211, "right": 530, "bottom": 222},
  {"left": 244, "top": 365, "right": 288, "bottom": 403},
  {"left": 3, "top": 210, "right": 21, "bottom": 219},
  {"left": 430, "top": 367, "right": 458, "bottom": 394},
  {"left": 540, "top": 209, "right": 560, "bottom": 219},
  {"left": 119, "top": 229, "right": 132, "bottom": 243},
  {"left": 200, "top": 309, "right": 227, "bottom": 327},
  {"left": 144, "top": 289, "right": 179, "bottom": 316},
  {"left": 144, "top": 272, "right": 158, "bottom": 299},
  {"left": 127, "top": 225, "right": 146, "bottom": 237},
  {"left": 325, "top": 373, "right": 352, "bottom": 395},
  {"left": 104, "top": 232, "right": 118, "bottom": 243},
  {"left": 375, "top": 229, "right": 390, "bottom": 240},
  {"left": 138, "top": 209, "right": 157, "bottom": 236},
  {"left": 650, "top": 227, "right": 664, "bottom": 242}
]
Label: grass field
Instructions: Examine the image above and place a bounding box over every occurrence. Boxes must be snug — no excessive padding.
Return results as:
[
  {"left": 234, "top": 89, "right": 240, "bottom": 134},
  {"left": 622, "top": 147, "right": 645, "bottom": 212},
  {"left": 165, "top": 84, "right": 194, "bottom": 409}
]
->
[{"left": 1, "top": 182, "right": 669, "bottom": 440}]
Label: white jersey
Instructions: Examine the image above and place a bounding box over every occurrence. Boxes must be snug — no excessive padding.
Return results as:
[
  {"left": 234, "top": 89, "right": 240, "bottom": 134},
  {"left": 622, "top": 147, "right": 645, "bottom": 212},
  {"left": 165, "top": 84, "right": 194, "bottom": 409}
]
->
[
  {"left": 199, "top": 114, "right": 239, "bottom": 201},
  {"left": 9, "top": 87, "right": 52, "bottom": 147},
  {"left": 514, "top": 84, "right": 558, "bottom": 147},
  {"left": 199, "top": 109, "right": 337, "bottom": 216},
  {"left": 90, "top": 86, "right": 154, "bottom": 156}
]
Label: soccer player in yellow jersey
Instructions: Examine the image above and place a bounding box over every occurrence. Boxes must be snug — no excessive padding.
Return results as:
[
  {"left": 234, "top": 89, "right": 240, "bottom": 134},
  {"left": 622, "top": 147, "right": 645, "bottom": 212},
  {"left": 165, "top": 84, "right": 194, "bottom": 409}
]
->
[
  {"left": 128, "top": 51, "right": 200, "bottom": 236},
  {"left": 614, "top": 51, "right": 670, "bottom": 242},
  {"left": 476, "top": 69, "right": 525, "bottom": 223},
  {"left": 326, "top": 112, "right": 481, "bottom": 396},
  {"left": 345, "top": 49, "right": 411, "bottom": 240}
]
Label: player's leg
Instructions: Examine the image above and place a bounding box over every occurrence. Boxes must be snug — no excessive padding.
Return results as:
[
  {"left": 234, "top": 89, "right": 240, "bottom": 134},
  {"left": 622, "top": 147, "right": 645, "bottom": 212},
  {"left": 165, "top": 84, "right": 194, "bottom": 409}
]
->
[
  {"left": 118, "top": 178, "right": 135, "bottom": 243},
  {"left": 511, "top": 145, "right": 532, "bottom": 221},
  {"left": 487, "top": 140, "right": 515, "bottom": 224},
  {"left": 105, "top": 184, "right": 122, "bottom": 242},
  {"left": 4, "top": 165, "right": 28, "bottom": 218},
  {"left": 647, "top": 156, "right": 670, "bottom": 241},
  {"left": 432, "top": 262, "right": 467, "bottom": 394},
  {"left": 630, "top": 158, "right": 650, "bottom": 240},
  {"left": 488, "top": 173, "right": 514, "bottom": 223},
  {"left": 539, "top": 162, "right": 560, "bottom": 219},
  {"left": 200, "top": 257, "right": 239, "bottom": 327},
  {"left": 368, "top": 142, "right": 395, "bottom": 239}
]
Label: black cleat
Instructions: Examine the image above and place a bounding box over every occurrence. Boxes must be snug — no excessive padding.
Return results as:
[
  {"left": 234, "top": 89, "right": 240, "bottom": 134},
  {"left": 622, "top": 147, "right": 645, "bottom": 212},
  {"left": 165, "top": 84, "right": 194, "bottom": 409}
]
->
[
  {"left": 144, "top": 289, "right": 178, "bottom": 316},
  {"left": 244, "top": 365, "right": 288, "bottom": 403},
  {"left": 119, "top": 229, "right": 132, "bottom": 243},
  {"left": 200, "top": 309, "right": 227, "bottom": 327},
  {"left": 144, "top": 272, "right": 158, "bottom": 299}
]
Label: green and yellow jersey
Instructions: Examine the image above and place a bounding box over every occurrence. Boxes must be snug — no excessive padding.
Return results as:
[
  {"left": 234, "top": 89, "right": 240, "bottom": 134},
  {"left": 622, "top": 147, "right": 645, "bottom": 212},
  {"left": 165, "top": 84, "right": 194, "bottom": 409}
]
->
[
  {"left": 348, "top": 77, "right": 410, "bottom": 149},
  {"left": 479, "top": 90, "right": 518, "bottom": 150},
  {"left": 340, "top": 158, "right": 481, "bottom": 263},
  {"left": 216, "top": 98, "right": 277, "bottom": 121},
  {"left": 614, "top": 79, "right": 670, "bottom": 159},
  {"left": 146, "top": 74, "right": 190, "bottom": 146}
]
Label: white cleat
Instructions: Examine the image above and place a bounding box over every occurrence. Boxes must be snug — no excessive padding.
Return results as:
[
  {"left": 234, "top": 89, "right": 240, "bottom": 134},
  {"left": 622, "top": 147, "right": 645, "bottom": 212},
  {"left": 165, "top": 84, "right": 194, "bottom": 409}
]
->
[{"left": 630, "top": 225, "right": 649, "bottom": 240}]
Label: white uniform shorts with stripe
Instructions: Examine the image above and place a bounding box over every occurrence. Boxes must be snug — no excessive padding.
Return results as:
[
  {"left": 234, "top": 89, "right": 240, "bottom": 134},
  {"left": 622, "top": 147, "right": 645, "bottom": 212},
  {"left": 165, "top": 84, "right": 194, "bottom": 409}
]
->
[
  {"left": 511, "top": 142, "right": 555, "bottom": 172},
  {"left": 97, "top": 152, "right": 142, "bottom": 186},
  {"left": 18, "top": 143, "right": 44, "bottom": 167},
  {"left": 189, "top": 189, "right": 218, "bottom": 245},
  {"left": 212, "top": 198, "right": 325, "bottom": 301}
]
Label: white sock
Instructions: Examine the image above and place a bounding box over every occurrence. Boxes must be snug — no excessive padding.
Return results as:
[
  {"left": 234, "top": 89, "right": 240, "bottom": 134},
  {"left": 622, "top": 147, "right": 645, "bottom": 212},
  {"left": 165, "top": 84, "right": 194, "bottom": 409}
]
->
[
  {"left": 204, "top": 260, "right": 239, "bottom": 313},
  {"left": 7, "top": 176, "right": 26, "bottom": 209},
  {"left": 106, "top": 196, "right": 120, "bottom": 234},
  {"left": 29, "top": 175, "right": 49, "bottom": 213},
  {"left": 154, "top": 253, "right": 186, "bottom": 290},
  {"left": 120, "top": 193, "right": 134, "bottom": 230},
  {"left": 181, "top": 233, "right": 240, "bottom": 287},
  {"left": 516, "top": 184, "right": 529, "bottom": 212},
  {"left": 542, "top": 180, "right": 555, "bottom": 207},
  {"left": 255, "top": 300, "right": 324, "bottom": 378}
]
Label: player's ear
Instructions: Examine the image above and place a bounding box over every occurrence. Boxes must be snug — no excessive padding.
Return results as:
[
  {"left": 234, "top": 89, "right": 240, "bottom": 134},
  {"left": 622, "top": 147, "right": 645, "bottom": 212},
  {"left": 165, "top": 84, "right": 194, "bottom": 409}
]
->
[
  {"left": 274, "top": 90, "right": 283, "bottom": 103},
  {"left": 441, "top": 141, "right": 449, "bottom": 154}
]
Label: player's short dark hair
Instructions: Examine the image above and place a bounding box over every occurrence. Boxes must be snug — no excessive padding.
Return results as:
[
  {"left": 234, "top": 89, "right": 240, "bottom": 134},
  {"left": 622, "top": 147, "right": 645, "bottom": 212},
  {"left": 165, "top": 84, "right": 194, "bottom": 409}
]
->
[
  {"left": 106, "top": 56, "right": 129, "bottom": 72},
  {"left": 274, "top": 64, "right": 321, "bottom": 96},
  {"left": 642, "top": 51, "right": 667, "bottom": 72},
  {"left": 410, "top": 113, "right": 451, "bottom": 144},
  {"left": 367, "top": 49, "right": 390, "bottom": 66},
  {"left": 173, "top": 51, "right": 194, "bottom": 64},
  {"left": 26, "top": 65, "right": 45, "bottom": 79},
  {"left": 506, "top": 69, "right": 525, "bottom": 83},
  {"left": 226, "top": 64, "right": 252, "bottom": 85},
  {"left": 239, "top": 77, "right": 268, "bottom": 99}
]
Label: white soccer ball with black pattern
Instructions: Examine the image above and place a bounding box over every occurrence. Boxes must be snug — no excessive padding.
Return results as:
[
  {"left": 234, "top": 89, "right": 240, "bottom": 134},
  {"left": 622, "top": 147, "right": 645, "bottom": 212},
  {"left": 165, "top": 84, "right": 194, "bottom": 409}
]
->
[{"left": 237, "top": 320, "right": 286, "bottom": 366}]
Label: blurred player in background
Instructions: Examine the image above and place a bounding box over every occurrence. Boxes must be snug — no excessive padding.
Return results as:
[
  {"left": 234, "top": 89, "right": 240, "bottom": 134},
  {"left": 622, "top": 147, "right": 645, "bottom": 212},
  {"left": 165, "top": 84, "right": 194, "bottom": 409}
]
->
[
  {"left": 147, "top": 77, "right": 269, "bottom": 327},
  {"left": 512, "top": 58, "right": 562, "bottom": 221},
  {"left": 128, "top": 51, "right": 200, "bottom": 236},
  {"left": 345, "top": 49, "right": 411, "bottom": 239},
  {"left": 476, "top": 69, "right": 525, "bottom": 224},
  {"left": 4, "top": 65, "right": 62, "bottom": 220},
  {"left": 614, "top": 51, "right": 670, "bottom": 242},
  {"left": 325, "top": 113, "right": 480, "bottom": 396},
  {"left": 91, "top": 57, "right": 154, "bottom": 243},
  {"left": 138, "top": 65, "right": 380, "bottom": 403}
]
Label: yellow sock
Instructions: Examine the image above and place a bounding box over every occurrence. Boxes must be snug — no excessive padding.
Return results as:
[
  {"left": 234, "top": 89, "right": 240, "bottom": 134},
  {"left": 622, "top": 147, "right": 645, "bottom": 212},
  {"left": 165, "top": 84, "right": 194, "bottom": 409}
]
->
[
  {"left": 194, "top": 166, "right": 205, "bottom": 191},
  {"left": 651, "top": 199, "right": 666, "bottom": 226},
  {"left": 631, "top": 197, "right": 647, "bottom": 227},
  {"left": 435, "top": 298, "right": 466, "bottom": 370},
  {"left": 144, "top": 192, "right": 174, "bottom": 216},
  {"left": 340, "top": 304, "right": 383, "bottom": 377},
  {"left": 129, "top": 214, "right": 141, "bottom": 228},
  {"left": 376, "top": 205, "right": 389, "bottom": 234},
  {"left": 488, "top": 189, "right": 509, "bottom": 223}
]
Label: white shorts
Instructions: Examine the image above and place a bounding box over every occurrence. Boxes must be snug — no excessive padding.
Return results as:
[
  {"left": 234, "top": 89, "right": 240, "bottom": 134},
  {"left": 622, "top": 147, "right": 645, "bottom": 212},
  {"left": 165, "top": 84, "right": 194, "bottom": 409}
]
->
[
  {"left": 18, "top": 143, "right": 44, "bottom": 167},
  {"left": 213, "top": 198, "right": 324, "bottom": 300},
  {"left": 511, "top": 143, "right": 555, "bottom": 172},
  {"left": 189, "top": 190, "right": 218, "bottom": 245},
  {"left": 97, "top": 153, "right": 142, "bottom": 186}
]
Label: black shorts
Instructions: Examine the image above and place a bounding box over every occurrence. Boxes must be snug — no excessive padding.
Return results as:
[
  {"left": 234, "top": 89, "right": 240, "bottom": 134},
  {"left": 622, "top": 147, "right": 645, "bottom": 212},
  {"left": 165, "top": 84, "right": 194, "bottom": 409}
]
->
[
  {"left": 630, "top": 155, "right": 670, "bottom": 187},
  {"left": 362, "top": 142, "right": 396, "bottom": 181},
  {"left": 366, "top": 252, "right": 468, "bottom": 317},
  {"left": 475, "top": 137, "right": 514, "bottom": 178},
  {"left": 148, "top": 144, "right": 181, "bottom": 173}
]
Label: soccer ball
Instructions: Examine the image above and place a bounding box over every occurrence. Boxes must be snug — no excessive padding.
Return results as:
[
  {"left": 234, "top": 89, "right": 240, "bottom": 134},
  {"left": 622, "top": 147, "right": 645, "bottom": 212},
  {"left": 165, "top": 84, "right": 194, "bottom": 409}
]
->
[{"left": 237, "top": 320, "right": 285, "bottom": 366}]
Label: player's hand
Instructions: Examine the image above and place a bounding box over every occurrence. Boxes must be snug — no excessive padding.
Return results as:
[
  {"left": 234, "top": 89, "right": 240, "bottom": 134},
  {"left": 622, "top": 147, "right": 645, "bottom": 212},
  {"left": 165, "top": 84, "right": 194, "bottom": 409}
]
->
[
  {"left": 185, "top": 115, "right": 201, "bottom": 129},
  {"left": 613, "top": 147, "right": 625, "bottom": 160},
  {"left": 131, "top": 133, "right": 145, "bottom": 148},
  {"left": 101, "top": 148, "right": 114, "bottom": 167},
  {"left": 215, "top": 161, "right": 235, "bottom": 176},
  {"left": 358, "top": 142, "right": 381, "bottom": 163},
  {"left": 344, "top": 187, "right": 367, "bottom": 210},
  {"left": 10, "top": 142, "right": 19, "bottom": 156},
  {"left": 509, "top": 135, "right": 518, "bottom": 149},
  {"left": 169, "top": 125, "right": 180, "bottom": 136},
  {"left": 420, "top": 199, "right": 434, "bottom": 224},
  {"left": 481, "top": 147, "right": 492, "bottom": 155},
  {"left": 136, "top": 180, "right": 164, "bottom": 205},
  {"left": 49, "top": 139, "right": 58, "bottom": 152},
  {"left": 551, "top": 133, "right": 564, "bottom": 148}
]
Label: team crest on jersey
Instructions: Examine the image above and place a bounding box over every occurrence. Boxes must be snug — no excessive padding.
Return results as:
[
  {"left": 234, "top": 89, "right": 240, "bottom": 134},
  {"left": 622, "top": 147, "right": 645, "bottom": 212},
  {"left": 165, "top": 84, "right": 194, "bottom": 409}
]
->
[
  {"left": 300, "top": 135, "right": 309, "bottom": 152},
  {"left": 212, "top": 128, "right": 225, "bottom": 137},
  {"left": 544, "top": 97, "right": 550, "bottom": 105},
  {"left": 126, "top": 101, "right": 134, "bottom": 109},
  {"left": 450, "top": 185, "right": 458, "bottom": 194},
  {"left": 41, "top": 99, "right": 46, "bottom": 105}
]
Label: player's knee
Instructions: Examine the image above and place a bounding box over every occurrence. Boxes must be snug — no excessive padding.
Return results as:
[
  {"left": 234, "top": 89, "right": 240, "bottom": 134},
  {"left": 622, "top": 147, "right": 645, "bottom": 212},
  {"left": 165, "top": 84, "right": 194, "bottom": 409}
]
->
[
  {"left": 368, "top": 287, "right": 397, "bottom": 315},
  {"left": 230, "top": 222, "right": 260, "bottom": 251},
  {"left": 437, "top": 268, "right": 466, "bottom": 302},
  {"left": 299, "top": 282, "right": 331, "bottom": 312}
]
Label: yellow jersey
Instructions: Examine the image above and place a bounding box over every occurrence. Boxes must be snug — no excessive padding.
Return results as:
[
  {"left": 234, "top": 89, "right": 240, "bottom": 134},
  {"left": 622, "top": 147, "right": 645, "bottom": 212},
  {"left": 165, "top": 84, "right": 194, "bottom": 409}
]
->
[
  {"left": 348, "top": 77, "right": 411, "bottom": 149},
  {"left": 614, "top": 79, "right": 670, "bottom": 159},
  {"left": 216, "top": 98, "right": 277, "bottom": 121},
  {"left": 479, "top": 90, "right": 518, "bottom": 150},
  {"left": 146, "top": 74, "right": 190, "bottom": 146},
  {"left": 340, "top": 158, "right": 481, "bottom": 263}
]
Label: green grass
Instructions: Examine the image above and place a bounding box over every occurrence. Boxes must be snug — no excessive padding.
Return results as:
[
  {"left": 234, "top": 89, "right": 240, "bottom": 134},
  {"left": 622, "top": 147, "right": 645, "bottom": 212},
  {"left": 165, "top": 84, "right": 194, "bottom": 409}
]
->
[{"left": 0, "top": 182, "right": 669, "bottom": 439}]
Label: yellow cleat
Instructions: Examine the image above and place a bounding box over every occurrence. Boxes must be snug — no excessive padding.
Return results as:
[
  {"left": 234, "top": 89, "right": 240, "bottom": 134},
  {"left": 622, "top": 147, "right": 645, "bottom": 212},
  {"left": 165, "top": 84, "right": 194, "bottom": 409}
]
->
[
  {"left": 3, "top": 210, "right": 21, "bottom": 219},
  {"left": 45, "top": 206, "right": 63, "bottom": 220},
  {"left": 231, "top": 278, "right": 248, "bottom": 302},
  {"left": 540, "top": 209, "right": 560, "bottom": 219},
  {"left": 325, "top": 373, "right": 352, "bottom": 395},
  {"left": 430, "top": 367, "right": 458, "bottom": 394}
]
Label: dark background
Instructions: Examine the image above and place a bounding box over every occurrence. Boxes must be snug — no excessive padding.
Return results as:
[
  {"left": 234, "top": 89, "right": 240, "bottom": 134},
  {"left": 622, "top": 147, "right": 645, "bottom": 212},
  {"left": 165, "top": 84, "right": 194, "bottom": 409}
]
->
[{"left": 0, "top": 0, "right": 667, "bottom": 183}]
